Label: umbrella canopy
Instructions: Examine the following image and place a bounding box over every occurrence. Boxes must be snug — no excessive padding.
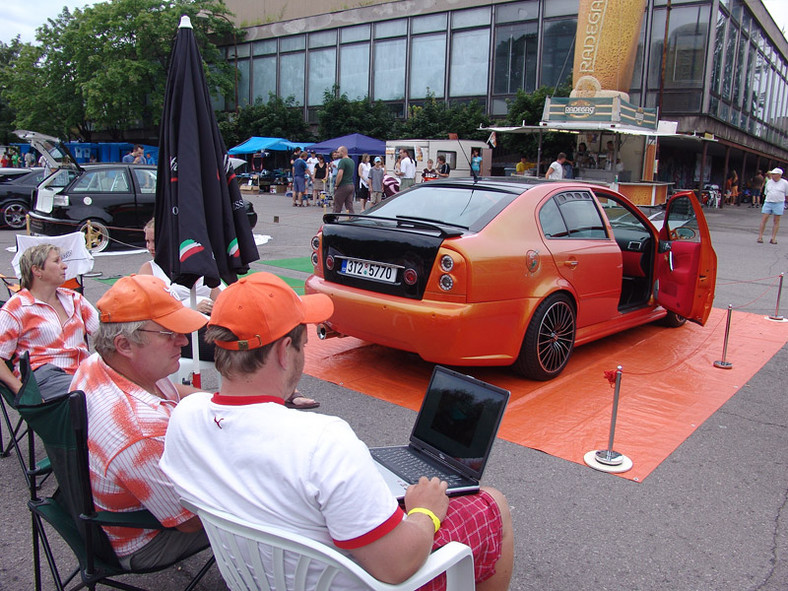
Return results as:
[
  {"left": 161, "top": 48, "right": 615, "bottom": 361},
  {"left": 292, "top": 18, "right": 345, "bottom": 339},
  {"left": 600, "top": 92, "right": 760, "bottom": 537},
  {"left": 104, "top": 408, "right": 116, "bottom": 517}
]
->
[
  {"left": 228, "top": 137, "right": 303, "bottom": 155},
  {"left": 154, "top": 15, "right": 259, "bottom": 290},
  {"left": 306, "top": 133, "right": 384, "bottom": 157}
]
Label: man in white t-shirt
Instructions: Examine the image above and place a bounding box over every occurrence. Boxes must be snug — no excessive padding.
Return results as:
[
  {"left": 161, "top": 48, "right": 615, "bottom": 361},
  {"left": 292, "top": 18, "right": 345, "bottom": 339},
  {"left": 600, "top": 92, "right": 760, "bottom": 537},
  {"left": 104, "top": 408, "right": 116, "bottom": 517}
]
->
[
  {"left": 395, "top": 148, "right": 416, "bottom": 189},
  {"left": 757, "top": 167, "right": 788, "bottom": 244},
  {"left": 160, "top": 273, "right": 513, "bottom": 591},
  {"left": 545, "top": 153, "right": 566, "bottom": 180}
]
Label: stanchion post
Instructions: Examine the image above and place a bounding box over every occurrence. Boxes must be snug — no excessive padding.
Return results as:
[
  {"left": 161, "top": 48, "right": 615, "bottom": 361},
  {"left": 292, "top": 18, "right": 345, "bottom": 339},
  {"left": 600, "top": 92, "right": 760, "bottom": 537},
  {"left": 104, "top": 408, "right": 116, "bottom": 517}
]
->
[
  {"left": 768, "top": 273, "right": 784, "bottom": 321},
  {"left": 584, "top": 365, "right": 633, "bottom": 473},
  {"left": 714, "top": 304, "right": 734, "bottom": 369}
]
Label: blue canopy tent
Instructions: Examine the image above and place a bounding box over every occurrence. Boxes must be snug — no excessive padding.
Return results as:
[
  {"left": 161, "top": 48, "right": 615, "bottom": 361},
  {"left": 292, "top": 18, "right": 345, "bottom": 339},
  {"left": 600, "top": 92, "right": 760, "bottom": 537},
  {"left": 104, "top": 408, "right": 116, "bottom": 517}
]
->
[
  {"left": 306, "top": 133, "right": 384, "bottom": 157},
  {"left": 228, "top": 137, "right": 302, "bottom": 154},
  {"left": 306, "top": 134, "right": 385, "bottom": 193}
]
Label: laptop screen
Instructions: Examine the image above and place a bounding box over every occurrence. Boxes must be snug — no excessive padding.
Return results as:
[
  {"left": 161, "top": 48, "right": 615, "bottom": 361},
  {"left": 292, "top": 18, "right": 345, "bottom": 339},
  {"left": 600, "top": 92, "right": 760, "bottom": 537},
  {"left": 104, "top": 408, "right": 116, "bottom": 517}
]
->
[{"left": 410, "top": 366, "right": 509, "bottom": 479}]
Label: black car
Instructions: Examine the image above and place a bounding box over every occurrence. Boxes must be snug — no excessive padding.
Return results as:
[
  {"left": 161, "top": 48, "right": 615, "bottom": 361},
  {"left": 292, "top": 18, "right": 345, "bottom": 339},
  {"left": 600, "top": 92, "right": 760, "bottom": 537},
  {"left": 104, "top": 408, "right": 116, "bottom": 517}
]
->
[
  {"left": 28, "top": 164, "right": 258, "bottom": 253},
  {"left": 0, "top": 168, "right": 47, "bottom": 229}
]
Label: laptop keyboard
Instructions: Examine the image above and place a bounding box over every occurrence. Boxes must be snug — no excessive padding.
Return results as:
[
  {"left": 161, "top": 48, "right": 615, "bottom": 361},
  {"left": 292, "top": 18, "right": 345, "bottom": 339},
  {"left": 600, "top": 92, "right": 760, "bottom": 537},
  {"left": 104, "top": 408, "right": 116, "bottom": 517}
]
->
[{"left": 370, "top": 448, "right": 467, "bottom": 485}]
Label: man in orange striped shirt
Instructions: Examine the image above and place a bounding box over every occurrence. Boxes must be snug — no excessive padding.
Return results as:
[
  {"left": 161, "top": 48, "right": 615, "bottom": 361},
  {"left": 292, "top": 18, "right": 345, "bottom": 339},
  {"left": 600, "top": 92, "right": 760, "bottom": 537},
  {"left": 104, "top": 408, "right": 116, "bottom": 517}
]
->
[{"left": 70, "top": 275, "right": 210, "bottom": 570}]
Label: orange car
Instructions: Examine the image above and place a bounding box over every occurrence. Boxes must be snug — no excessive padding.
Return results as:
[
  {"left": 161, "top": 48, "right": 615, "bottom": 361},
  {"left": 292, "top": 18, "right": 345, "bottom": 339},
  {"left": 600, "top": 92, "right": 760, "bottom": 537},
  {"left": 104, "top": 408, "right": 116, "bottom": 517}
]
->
[{"left": 305, "top": 178, "right": 716, "bottom": 380}]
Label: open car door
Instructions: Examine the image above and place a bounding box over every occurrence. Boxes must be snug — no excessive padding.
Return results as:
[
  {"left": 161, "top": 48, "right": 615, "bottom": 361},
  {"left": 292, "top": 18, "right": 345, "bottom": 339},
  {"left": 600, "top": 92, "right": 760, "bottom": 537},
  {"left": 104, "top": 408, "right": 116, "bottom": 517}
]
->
[{"left": 654, "top": 191, "right": 717, "bottom": 325}]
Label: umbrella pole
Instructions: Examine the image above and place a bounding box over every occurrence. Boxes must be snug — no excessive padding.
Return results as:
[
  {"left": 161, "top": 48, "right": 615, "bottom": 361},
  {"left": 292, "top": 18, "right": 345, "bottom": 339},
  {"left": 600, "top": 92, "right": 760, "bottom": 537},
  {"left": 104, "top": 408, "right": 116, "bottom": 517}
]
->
[{"left": 190, "top": 287, "right": 201, "bottom": 388}]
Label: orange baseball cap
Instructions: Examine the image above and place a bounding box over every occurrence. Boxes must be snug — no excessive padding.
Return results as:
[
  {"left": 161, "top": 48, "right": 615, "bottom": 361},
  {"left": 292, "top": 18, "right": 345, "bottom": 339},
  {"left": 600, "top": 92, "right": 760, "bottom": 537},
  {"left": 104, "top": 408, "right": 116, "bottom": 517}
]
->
[
  {"left": 209, "top": 272, "right": 333, "bottom": 351},
  {"left": 97, "top": 274, "right": 207, "bottom": 334}
]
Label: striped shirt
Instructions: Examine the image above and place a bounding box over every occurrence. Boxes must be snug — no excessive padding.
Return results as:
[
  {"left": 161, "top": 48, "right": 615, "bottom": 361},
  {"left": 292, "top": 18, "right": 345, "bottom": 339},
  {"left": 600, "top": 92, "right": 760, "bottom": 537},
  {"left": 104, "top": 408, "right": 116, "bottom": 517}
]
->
[
  {"left": 70, "top": 353, "right": 193, "bottom": 557},
  {"left": 0, "top": 288, "right": 98, "bottom": 376}
]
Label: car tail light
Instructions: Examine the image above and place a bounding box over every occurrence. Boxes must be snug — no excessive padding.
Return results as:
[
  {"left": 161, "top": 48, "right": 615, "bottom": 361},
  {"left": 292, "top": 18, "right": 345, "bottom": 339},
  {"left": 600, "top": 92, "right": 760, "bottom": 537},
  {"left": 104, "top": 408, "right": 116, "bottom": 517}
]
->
[
  {"left": 311, "top": 235, "right": 320, "bottom": 251},
  {"left": 439, "top": 255, "right": 454, "bottom": 272},
  {"left": 403, "top": 268, "right": 418, "bottom": 285},
  {"left": 311, "top": 252, "right": 319, "bottom": 266},
  {"left": 439, "top": 274, "right": 454, "bottom": 291},
  {"left": 326, "top": 255, "right": 335, "bottom": 270}
]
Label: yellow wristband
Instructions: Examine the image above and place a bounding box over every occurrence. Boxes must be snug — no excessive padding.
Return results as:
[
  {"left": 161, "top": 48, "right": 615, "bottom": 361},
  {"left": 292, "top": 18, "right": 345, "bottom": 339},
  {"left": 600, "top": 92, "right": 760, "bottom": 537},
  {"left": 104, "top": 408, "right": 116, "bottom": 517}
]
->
[{"left": 407, "top": 507, "right": 441, "bottom": 534}]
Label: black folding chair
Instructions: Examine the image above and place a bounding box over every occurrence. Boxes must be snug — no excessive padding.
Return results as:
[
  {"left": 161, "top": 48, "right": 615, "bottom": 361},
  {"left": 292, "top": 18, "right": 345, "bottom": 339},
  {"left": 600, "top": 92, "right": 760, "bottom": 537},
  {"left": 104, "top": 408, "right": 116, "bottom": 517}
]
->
[{"left": 16, "top": 387, "right": 215, "bottom": 591}]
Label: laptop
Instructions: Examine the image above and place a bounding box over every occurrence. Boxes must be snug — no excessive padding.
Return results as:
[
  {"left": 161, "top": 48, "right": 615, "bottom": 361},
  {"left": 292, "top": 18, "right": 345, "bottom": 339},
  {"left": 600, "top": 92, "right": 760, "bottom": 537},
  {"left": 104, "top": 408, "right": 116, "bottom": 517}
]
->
[{"left": 369, "top": 366, "right": 510, "bottom": 500}]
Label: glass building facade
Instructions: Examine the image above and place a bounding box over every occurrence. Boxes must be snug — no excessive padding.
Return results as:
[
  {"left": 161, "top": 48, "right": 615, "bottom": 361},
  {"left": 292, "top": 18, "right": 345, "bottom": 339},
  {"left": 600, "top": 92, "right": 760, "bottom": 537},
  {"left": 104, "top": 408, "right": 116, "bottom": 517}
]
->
[{"left": 222, "top": 0, "right": 788, "bottom": 166}]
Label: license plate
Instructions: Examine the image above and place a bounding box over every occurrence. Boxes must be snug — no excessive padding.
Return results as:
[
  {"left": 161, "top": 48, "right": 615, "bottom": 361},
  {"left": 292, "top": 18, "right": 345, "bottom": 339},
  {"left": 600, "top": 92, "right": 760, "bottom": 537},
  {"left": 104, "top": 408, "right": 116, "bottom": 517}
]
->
[{"left": 340, "top": 258, "right": 397, "bottom": 284}]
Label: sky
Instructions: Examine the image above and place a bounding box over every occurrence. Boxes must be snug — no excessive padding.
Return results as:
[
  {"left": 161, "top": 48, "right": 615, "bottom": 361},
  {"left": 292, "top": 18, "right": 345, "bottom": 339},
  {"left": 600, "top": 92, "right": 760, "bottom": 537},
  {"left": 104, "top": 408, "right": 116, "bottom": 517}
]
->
[{"left": 1, "top": 0, "right": 787, "bottom": 46}]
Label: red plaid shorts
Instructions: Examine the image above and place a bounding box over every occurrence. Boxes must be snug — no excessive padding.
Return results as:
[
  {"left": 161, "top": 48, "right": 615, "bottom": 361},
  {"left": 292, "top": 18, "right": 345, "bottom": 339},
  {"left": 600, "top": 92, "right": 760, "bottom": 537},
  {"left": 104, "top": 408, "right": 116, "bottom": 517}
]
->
[{"left": 417, "top": 490, "right": 503, "bottom": 591}]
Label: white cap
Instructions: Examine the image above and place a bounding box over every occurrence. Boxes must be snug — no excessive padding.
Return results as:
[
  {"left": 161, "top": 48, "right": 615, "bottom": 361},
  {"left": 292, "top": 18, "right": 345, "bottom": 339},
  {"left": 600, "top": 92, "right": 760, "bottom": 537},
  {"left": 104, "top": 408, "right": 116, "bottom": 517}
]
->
[{"left": 768, "top": 167, "right": 783, "bottom": 175}]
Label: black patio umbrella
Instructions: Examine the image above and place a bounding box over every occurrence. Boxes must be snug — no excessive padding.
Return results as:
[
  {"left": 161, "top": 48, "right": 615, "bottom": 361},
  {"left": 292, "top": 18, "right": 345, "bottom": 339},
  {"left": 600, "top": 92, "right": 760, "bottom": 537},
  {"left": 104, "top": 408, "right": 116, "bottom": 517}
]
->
[
  {"left": 154, "top": 14, "right": 258, "bottom": 292},
  {"left": 154, "top": 15, "right": 259, "bottom": 386}
]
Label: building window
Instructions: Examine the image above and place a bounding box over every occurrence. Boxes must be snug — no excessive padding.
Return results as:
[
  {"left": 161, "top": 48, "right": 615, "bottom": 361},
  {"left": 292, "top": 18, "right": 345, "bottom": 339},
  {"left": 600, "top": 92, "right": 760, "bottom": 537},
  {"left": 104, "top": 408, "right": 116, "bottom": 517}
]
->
[
  {"left": 410, "top": 33, "right": 446, "bottom": 99},
  {"left": 309, "top": 30, "right": 337, "bottom": 48},
  {"left": 493, "top": 22, "right": 538, "bottom": 95},
  {"left": 373, "top": 38, "right": 406, "bottom": 101},
  {"left": 308, "top": 48, "right": 336, "bottom": 106},
  {"left": 340, "top": 43, "right": 370, "bottom": 100},
  {"left": 342, "top": 25, "right": 370, "bottom": 43},
  {"left": 375, "top": 20, "right": 407, "bottom": 39},
  {"left": 252, "top": 40, "right": 276, "bottom": 56},
  {"left": 449, "top": 29, "right": 490, "bottom": 96},
  {"left": 495, "top": 1, "right": 538, "bottom": 24},
  {"left": 663, "top": 5, "right": 709, "bottom": 89},
  {"left": 280, "top": 35, "right": 305, "bottom": 52},
  {"left": 412, "top": 13, "right": 447, "bottom": 35},
  {"left": 279, "top": 53, "right": 305, "bottom": 105},
  {"left": 540, "top": 18, "right": 577, "bottom": 88},
  {"left": 252, "top": 56, "right": 276, "bottom": 102},
  {"left": 452, "top": 7, "right": 491, "bottom": 29}
]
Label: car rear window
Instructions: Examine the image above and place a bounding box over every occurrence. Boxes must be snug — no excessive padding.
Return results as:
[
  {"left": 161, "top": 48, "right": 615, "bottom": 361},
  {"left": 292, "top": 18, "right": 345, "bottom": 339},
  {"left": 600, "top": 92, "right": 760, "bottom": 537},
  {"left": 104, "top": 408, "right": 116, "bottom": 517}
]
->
[{"left": 365, "top": 184, "right": 517, "bottom": 231}]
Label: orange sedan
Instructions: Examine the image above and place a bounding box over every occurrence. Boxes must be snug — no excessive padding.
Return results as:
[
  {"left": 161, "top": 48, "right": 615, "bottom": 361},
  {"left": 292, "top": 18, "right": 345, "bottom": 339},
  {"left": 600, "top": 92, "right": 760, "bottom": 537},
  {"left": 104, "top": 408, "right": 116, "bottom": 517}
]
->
[{"left": 305, "top": 178, "right": 716, "bottom": 380}]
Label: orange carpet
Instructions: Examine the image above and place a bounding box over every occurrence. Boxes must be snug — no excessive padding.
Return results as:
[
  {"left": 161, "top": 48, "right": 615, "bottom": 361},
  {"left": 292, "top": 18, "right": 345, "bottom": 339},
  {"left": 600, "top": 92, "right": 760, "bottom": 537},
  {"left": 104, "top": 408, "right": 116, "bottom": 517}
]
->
[{"left": 303, "top": 308, "right": 788, "bottom": 482}]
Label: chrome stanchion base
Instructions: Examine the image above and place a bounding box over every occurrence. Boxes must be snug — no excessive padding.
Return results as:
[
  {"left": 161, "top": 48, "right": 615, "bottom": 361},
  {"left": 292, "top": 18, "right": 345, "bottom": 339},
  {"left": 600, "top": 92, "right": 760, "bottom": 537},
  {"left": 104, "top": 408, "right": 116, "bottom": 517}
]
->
[
  {"left": 584, "top": 450, "right": 633, "bottom": 473},
  {"left": 713, "top": 360, "right": 733, "bottom": 369},
  {"left": 766, "top": 315, "right": 787, "bottom": 322}
]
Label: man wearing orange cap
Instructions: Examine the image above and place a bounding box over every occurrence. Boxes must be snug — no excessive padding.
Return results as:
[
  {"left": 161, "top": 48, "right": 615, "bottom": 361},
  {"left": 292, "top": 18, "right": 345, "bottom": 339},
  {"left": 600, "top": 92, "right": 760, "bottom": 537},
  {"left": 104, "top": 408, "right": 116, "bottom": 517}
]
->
[
  {"left": 161, "top": 272, "right": 513, "bottom": 590},
  {"left": 70, "top": 275, "right": 210, "bottom": 570}
]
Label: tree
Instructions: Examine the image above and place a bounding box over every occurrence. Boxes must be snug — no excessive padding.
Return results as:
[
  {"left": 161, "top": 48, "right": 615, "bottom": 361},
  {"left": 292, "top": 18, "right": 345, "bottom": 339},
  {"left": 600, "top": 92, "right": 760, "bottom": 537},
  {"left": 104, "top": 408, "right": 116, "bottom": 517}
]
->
[
  {"left": 218, "top": 93, "right": 314, "bottom": 148},
  {"left": 0, "top": 38, "right": 25, "bottom": 145},
  {"left": 397, "top": 93, "right": 490, "bottom": 141},
  {"left": 503, "top": 83, "right": 572, "bottom": 160},
  {"left": 1, "top": 0, "right": 242, "bottom": 141},
  {"left": 316, "top": 86, "right": 395, "bottom": 141}
]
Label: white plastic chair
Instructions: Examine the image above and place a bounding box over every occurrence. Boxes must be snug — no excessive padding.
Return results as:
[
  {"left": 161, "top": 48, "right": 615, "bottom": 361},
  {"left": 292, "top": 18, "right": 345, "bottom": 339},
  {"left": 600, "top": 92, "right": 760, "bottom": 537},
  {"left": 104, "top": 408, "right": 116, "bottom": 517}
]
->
[{"left": 181, "top": 499, "right": 475, "bottom": 591}]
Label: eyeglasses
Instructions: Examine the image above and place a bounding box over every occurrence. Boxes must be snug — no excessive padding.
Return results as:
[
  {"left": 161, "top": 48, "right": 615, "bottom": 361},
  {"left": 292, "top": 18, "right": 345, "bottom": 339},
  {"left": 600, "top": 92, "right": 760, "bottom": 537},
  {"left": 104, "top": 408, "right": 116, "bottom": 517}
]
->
[{"left": 137, "top": 329, "right": 183, "bottom": 340}]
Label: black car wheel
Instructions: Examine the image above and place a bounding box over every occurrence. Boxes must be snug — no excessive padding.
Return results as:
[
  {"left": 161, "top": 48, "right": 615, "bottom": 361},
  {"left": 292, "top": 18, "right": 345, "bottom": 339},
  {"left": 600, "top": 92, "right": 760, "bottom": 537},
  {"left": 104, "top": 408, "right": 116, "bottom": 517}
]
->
[
  {"left": 2, "top": 201, "right": 29, "bottom": 229},
  {"left": 515, "top": 293, "right": 576, "bottom": 380},
  {"left": 79, "top": 219, "right": 110, "bottom": 253},
  {"left": 659, "top": 311, "right": 687, "bottom": 328}
]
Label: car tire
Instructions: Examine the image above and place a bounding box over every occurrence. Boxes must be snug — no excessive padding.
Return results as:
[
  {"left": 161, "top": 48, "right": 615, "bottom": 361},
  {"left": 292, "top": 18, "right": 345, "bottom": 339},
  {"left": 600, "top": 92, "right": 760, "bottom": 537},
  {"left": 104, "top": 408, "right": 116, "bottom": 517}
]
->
[
  {"left": 659, "top": 311, "right": 687, "bottom": 328},
  {"left": 79, "top": 219, "right": 110, "bottom": 253},
  {"left": 2, "top": 201, "right": 29, "bottom": 229},
  {"left": 514, "top": 293, "right": 576, "bottom": 380}
]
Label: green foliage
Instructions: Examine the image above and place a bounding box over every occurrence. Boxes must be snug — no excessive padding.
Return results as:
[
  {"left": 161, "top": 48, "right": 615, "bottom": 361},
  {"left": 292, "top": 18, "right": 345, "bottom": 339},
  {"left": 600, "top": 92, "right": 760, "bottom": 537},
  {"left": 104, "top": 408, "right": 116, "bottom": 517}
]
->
[
  {"left": 315, "top": 86, "right": 395, "bottom": 141},
  {"left": 398, "top": 93, "right": 490, "bottom": 141},
  {"left": 0, "top": 38, "right": 25, "bottom": 144},
  {"left": 0, "top": 0, "right": 242, "bottom": 141},
  {"left": 503, "top": 83, "right": 573, "bottom": 160},
  {"left": 218, "top": 94, "right": 314, "bottom": 148}
]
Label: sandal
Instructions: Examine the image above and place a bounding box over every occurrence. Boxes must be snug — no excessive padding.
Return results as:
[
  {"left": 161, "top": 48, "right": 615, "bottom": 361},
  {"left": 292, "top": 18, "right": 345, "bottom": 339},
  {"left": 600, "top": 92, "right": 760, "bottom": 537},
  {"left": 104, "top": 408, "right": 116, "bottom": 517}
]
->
[
  {"left": 285, "top": 391, "right": 320, "bottom": 410},
  {"left": 770, "top": 239, "right": 778, "bottom": 244},
  {"left": 757, "top": 238, "right": 763, "bottom": 243}
]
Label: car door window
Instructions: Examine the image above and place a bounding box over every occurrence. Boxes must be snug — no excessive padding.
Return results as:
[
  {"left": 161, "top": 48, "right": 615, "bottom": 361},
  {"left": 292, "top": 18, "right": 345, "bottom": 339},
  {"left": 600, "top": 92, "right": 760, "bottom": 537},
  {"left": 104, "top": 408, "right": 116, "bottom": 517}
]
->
[
  {"left": 540, "top": 192, "right": 607, "bottom": 239},
  {"left": 72, "top": 169, "right": 129, "bottom": 193},
  {"left": 664, "top": 195, "right": 700, "bottom": 242},
  {"left": 133, "top": 169, "right": 157, "bottom": 194}
]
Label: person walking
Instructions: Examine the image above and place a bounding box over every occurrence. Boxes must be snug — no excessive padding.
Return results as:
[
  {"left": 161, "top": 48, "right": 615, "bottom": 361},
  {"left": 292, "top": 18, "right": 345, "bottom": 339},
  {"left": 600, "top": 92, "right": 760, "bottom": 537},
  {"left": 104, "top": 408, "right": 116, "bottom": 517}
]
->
[
  {"left": 357, "top": 153, "right": 371, "bottom": 210},
  {"left": 395, "top": 149, "right": 416, "bottom": 189},
  {"left": 333, "top": 146, "right": 356, "bottom": 214},
  {"left": 750, "top": 170, "right": 765, "bottom": 208},
  {"left": 545, "top": 153, "right": 566, "bottom": 180},
  {"left": 757, "top": 167, "right": 788, "bottom": 245}
]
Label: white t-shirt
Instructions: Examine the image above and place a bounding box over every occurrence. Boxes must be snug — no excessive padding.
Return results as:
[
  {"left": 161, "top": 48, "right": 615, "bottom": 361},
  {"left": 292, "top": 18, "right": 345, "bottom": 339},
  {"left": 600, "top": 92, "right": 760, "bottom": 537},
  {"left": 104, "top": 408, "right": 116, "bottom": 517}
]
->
[
  {"left": 547, "top": 161, "right": 563, "bottom": 180},
  {"left": 359, "top": 162, "right": 371, "bottom": 188},
  {"left": 400, "top": 157, "right": 416, "bottom": 179},
  {"left": 306, "top": 156, "right": 318, "bottom": 175},
  {"left": 160, "top": 393, "right": 404, "bottom": 591},
  {"left": 763, "top": 177, "right": 788, "bottom": 204},
  {"left": 148, "top": 260, "right": 212, "bottom": 308}
]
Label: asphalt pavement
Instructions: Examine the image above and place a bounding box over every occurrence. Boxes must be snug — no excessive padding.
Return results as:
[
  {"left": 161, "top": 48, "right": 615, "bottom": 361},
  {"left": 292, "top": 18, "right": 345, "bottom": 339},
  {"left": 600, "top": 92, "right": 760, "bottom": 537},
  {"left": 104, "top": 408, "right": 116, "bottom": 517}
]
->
[{"left": 0, "top": 190, "right": 786, "bottom": 590}]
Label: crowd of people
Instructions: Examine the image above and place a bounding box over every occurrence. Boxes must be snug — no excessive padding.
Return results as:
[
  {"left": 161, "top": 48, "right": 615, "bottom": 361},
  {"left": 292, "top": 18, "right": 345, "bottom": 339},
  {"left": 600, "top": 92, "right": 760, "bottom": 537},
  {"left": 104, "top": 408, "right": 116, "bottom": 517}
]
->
[{"left": 0, "top": 239, "right": 513, "bottom": 589}]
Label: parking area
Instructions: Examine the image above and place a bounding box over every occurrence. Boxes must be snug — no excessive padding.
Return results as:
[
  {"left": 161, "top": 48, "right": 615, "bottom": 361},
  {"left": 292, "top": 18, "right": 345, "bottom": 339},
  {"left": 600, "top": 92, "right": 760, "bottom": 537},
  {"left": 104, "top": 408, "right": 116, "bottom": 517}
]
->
[{"left": 0, "top": 193, "right": 786, "bottom": 590}]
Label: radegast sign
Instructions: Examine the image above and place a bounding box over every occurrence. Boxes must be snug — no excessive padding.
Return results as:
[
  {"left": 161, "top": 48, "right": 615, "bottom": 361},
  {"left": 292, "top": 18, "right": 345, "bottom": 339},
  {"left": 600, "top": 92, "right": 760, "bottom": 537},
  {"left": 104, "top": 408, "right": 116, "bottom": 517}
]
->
[{"left": 543, "top": 97, "right": 658, "bottom": 130}]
